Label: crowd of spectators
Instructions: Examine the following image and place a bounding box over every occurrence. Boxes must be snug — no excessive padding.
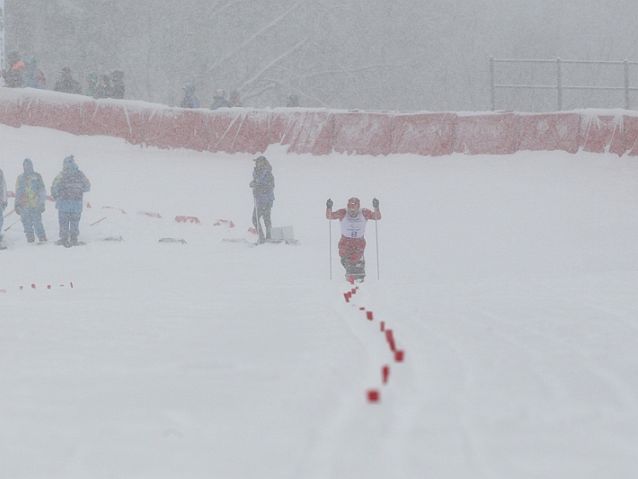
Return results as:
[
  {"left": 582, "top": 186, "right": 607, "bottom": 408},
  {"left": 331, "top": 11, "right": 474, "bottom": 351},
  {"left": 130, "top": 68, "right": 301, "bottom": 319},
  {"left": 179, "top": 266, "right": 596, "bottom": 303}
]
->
[
  {"left": 1, "top": 50, "right": 125, "bottom": 100},
  {"left": 2, "top": 50, "right": 303, "bottom": 109}
]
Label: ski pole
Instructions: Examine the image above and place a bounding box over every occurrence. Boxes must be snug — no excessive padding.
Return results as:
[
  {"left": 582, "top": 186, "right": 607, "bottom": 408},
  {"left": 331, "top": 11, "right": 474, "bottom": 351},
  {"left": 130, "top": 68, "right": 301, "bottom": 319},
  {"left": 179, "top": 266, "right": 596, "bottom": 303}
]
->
[
  {"left": 375, "top": 218, "right": 380, "bottom": 280},
  {"left": 329, "top": 218, "right": 333, "bottom": 280},
  {"left": 90, "top": 216, "right": 108, "bottom": 227},
  {"left": 3, "top": 219, "right": 19, "bottom": 232},
  {"left": 3, "top": 208, "right": 15, "bottom": 219}
]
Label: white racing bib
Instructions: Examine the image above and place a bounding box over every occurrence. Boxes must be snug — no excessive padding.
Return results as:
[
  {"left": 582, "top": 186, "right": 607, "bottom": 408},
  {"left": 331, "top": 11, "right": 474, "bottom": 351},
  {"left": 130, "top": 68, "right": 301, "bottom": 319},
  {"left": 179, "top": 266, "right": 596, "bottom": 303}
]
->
[{"left": 340, "top": 210, "right": 367, "bottom": 238}]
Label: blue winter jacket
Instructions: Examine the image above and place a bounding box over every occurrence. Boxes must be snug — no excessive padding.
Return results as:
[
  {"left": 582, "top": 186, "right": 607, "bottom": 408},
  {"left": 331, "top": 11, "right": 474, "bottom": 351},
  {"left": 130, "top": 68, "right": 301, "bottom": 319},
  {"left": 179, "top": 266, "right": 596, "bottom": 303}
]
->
[
  {"left": 250, "top": 164, "right": 275, "bottom": 207},
  {"left": 51, "top": 156, "right": 91, "bottom": 213}
]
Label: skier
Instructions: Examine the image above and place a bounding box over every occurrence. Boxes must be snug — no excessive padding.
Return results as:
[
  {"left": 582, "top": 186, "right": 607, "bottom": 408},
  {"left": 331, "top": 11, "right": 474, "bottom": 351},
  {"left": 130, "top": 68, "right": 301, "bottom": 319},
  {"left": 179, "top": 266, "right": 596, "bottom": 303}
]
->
[
  {"left": 15, "top": 158, "right": 48, "bottom": 243},
  {"left": 250, "top": 156, "right": 275, "bottom": 244},
  {"left": 0, "top": 168, "right": 7, "bottom": 248},
  {"left": 51, "top": 155, "right": 91, "bottom": 247},
  {"left": 326, "top": 196, "right": 381, "bottom": 281}
]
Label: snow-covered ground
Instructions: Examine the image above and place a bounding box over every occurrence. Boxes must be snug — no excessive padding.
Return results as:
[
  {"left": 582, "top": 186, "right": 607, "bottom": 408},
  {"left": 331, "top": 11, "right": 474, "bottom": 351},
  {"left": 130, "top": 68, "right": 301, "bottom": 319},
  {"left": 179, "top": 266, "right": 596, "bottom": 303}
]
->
[{"left": 1, "top": 123, "right": 638, "bottom": 478}]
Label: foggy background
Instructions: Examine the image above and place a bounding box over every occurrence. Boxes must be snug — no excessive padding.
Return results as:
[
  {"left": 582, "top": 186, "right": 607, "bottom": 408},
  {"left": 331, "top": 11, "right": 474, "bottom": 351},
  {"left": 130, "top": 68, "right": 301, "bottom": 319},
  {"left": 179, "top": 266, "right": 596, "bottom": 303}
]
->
[{"left": 6, "top": 0, "right": 638, "bottom": 112}]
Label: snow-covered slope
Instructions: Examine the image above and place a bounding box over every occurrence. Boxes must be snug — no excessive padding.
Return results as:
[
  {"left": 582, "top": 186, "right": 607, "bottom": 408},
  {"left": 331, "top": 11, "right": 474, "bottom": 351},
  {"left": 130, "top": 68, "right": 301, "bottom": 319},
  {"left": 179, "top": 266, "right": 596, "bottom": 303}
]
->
[{"left": 1, "top": 124, "right": 638, "bottom": 478}]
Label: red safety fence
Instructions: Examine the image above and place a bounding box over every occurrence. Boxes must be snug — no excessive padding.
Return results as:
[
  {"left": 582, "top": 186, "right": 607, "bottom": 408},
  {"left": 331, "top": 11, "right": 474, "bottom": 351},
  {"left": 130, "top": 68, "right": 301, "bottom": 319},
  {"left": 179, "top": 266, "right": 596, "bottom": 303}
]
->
[{"left": 2, "top": 88, "right": 638, "bottom": 157}]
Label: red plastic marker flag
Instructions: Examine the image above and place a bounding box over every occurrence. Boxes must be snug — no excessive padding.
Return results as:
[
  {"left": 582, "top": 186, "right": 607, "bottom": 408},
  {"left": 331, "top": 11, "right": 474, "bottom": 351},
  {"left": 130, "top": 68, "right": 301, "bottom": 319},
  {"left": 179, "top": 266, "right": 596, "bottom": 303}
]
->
[
  {"left": 382, "top": 365, "right": 390, "bottom": 384},
  {"left": 367, "top": 389, "right": 380, "bottom": 403}
]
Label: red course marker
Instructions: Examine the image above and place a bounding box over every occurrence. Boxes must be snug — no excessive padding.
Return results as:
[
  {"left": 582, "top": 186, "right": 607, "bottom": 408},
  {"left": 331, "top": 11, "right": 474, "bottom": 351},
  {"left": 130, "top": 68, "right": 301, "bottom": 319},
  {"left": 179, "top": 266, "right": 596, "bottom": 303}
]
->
[
  {"left": 366, "top": 311, "right": 374, "bottom": 321},
  {"left": 382, "top": 365, "right": 390, "bottom": 384},
  {"left": 367, "top": 389, "right": 380, "bottom": 403}
]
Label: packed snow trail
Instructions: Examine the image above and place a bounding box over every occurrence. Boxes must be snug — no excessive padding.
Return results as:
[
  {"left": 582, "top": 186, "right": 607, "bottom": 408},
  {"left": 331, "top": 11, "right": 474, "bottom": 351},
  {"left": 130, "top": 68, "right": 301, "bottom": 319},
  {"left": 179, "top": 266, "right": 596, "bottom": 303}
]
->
[{"left": 1, "top": 124, "right": 638, "bottom": 478}]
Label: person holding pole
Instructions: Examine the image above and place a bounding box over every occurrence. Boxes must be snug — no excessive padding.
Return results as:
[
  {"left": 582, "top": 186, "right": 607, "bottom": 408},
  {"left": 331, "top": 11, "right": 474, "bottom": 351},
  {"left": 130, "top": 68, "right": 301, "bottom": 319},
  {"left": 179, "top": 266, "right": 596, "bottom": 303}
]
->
[
  {"left": 249, "top": 155, "right": 275, "bottom": 244},
  {"left": 326, "top": 196, "right": 380, "bottom": 282}
]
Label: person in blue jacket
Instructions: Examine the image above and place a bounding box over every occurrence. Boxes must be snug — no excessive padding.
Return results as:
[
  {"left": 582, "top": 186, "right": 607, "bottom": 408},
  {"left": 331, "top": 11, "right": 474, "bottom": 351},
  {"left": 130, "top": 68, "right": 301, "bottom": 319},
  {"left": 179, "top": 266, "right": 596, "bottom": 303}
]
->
[
  {"left": 51, "top": 155, "right": 91, "bottom": 247},
  {"left": 250, "top": 156, "right": 275, "bottom": 243},
  {"left": 15, "top": 158, "right": 48, "bottom": 243}
]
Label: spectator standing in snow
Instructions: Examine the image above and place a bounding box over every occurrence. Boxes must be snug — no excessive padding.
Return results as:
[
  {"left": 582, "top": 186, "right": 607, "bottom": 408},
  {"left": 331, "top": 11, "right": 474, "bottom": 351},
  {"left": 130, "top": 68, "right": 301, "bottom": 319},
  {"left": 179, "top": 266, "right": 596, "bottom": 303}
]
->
[
  {"left": 54, "top": 67, "right": 82, "bottom": 94},
  {"left": 250, "top": 156, "right": 275, "bottom": 243},
  {"left": 94, "top": 74, "right": 113, "bottom": 99},
  {"left": 110, "top": 70, "right": 125, "bottom": 99},
  {"left": 180, "top": 83, "right": 200, "bottom": 108},
  {"left": 0, "top": 168, "right": 7, "bottom": 246},
  {"left": 15, "top": 158, "right": 48, "bottom": 243},
  {"left": 3, "top": 51, "right": 24, "bottom": 88},
  {"left": 86, "top": 72, "right": 98, "bottom": 98},
  {"left": 286, "top": 94, "right": 300, "bottom": 107},
  {"left": 229, "top": 89, "right": 242, "bottom": 107},
  {"left": 325, "top": 197, "right": 381, "bottom": 281},
  {"left": 210, "top": 89, "right": 231, "bottom": 109},
  {"left": 23, "top": 56, "right": 46, "bottom": 89},
  {"left": 51, "top": 155, "right": 91, "bottom": 247}
]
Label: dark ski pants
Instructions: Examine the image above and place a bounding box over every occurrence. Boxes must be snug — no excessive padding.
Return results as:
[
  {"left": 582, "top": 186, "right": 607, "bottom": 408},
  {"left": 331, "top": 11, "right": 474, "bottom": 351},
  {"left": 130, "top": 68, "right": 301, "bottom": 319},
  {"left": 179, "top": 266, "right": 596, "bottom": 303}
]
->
[
  {"left": 252, "top": 203, "right": 272, "bottom": 240},
  {"left": 58, "top": 210, "right": 82, "bottom": 242},
  {"left": 20, "top": 208, "right": 47, "bottom": 242}
]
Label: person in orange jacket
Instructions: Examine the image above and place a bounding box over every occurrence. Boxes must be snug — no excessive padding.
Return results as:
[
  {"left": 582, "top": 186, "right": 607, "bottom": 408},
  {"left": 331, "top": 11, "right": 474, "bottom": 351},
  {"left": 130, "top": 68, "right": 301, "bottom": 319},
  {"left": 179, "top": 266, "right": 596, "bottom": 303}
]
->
[{"left": 326, "top": 196, "right": 381, "bottom": 281}]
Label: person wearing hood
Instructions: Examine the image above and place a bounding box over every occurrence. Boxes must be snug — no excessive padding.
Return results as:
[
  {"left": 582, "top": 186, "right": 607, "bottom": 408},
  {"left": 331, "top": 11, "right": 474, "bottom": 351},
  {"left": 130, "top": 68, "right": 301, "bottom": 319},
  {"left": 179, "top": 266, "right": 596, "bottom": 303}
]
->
[
  {"left": 180, "top": 83, "right": 200, "bottom": 108},
  {"left": 210, "top": 89, "right": 231, "bottom": 109},
  {"left": 0, "top": 168, "right": 7, "bottom": 247},
  {"left": 51, "top": 155, "right": 91, "bottom": 247},
  {"left": 249, "top": 156, "right": 275, "bottom": 243},
  {"left": 15, "top": 158, "right": 48, "bottom": 243}
]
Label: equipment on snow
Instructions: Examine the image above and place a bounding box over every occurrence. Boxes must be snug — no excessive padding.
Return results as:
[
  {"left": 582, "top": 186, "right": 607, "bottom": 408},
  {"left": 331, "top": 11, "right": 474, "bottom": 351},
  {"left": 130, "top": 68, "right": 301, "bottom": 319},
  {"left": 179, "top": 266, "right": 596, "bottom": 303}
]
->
[{"left": 159, "top": 237, "right": 187, "bottom": 244}]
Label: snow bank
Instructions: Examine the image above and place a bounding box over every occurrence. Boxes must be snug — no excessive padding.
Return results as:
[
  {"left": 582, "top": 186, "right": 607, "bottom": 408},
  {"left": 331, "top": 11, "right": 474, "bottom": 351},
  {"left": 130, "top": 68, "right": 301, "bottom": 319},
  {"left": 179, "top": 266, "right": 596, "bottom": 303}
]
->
[{"left": 2, "top": 87, "right": 638, "bottom": 156}]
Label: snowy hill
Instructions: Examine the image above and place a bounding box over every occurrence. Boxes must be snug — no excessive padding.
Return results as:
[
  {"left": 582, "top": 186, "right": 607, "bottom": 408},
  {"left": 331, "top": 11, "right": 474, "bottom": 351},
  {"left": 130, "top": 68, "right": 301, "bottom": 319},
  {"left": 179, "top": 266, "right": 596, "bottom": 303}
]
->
[{"left": 1, "top": 123, "right": 638, "bottom": 478}]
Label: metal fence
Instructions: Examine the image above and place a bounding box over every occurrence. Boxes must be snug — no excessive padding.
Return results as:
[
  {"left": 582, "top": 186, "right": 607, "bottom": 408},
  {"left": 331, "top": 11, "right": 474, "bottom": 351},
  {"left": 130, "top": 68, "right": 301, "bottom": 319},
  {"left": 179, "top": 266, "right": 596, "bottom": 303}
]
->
[{"left": 490, "top": 57, "right": 638, "bottom": 111}]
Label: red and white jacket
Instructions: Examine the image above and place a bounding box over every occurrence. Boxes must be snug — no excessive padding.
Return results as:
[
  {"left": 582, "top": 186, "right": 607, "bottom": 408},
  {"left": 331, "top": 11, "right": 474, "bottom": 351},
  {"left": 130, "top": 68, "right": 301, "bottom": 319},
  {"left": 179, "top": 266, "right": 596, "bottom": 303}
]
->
[{"left": 326, "top": 207, "right": 381, "bottom": 239}]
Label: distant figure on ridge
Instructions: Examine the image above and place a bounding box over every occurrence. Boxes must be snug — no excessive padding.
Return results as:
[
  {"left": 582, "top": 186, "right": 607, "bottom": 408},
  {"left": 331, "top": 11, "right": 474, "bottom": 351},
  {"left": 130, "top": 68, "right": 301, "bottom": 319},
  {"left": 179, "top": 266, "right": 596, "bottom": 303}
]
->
[
  {"left": 111, "top": 70, "right": 125, "bottom": 99},
  {"left": 210, "top": 89, "right": 231, "bottom": 109},
  {"left": 180, "top": 83, "right": 200, "bottom": 108},
  {"left": 54, "top": 67, "right": 82, "bottom": 94}
]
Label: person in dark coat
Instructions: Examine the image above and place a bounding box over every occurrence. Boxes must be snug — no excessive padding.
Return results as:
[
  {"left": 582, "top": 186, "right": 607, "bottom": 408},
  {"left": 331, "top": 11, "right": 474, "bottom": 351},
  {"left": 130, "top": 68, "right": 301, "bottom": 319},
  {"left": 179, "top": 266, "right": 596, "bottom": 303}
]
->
[
  {"left": 54, "top": 67, "right": 82, "bottom": 94},
  {"left": 180, "top": 83, "right": 200, "bottom": 108},
  {"left": 51, "top": 155, "right": 91, "bottom": 247},
  {"left": 111, "top": 70, "right": 125, "bottom": 99},
  {"left": 15, "top": 158, "right": 48, "bottom": 243},
  {"left": 94, "top": 74, "right": 113, "bottom": 99},
  {"left": 249, "top": 156, "right": 275, "bottom": 243},
  {"left": 3, "top": 51, "right": 24, "bottom": 88},
  {"left": 210, "top": 89, "right": 231, "bottom": 109}
]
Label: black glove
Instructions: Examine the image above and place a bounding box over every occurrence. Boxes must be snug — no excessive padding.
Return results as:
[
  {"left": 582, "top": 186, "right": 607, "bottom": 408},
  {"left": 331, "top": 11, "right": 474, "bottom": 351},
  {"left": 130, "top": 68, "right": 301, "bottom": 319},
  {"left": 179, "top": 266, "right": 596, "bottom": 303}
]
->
[
  {"left": 326, "top": 198, "right": 333, "bottom": 209},
  {"left": 372, "top": 198, "right": 379, "bottom": 209}
]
